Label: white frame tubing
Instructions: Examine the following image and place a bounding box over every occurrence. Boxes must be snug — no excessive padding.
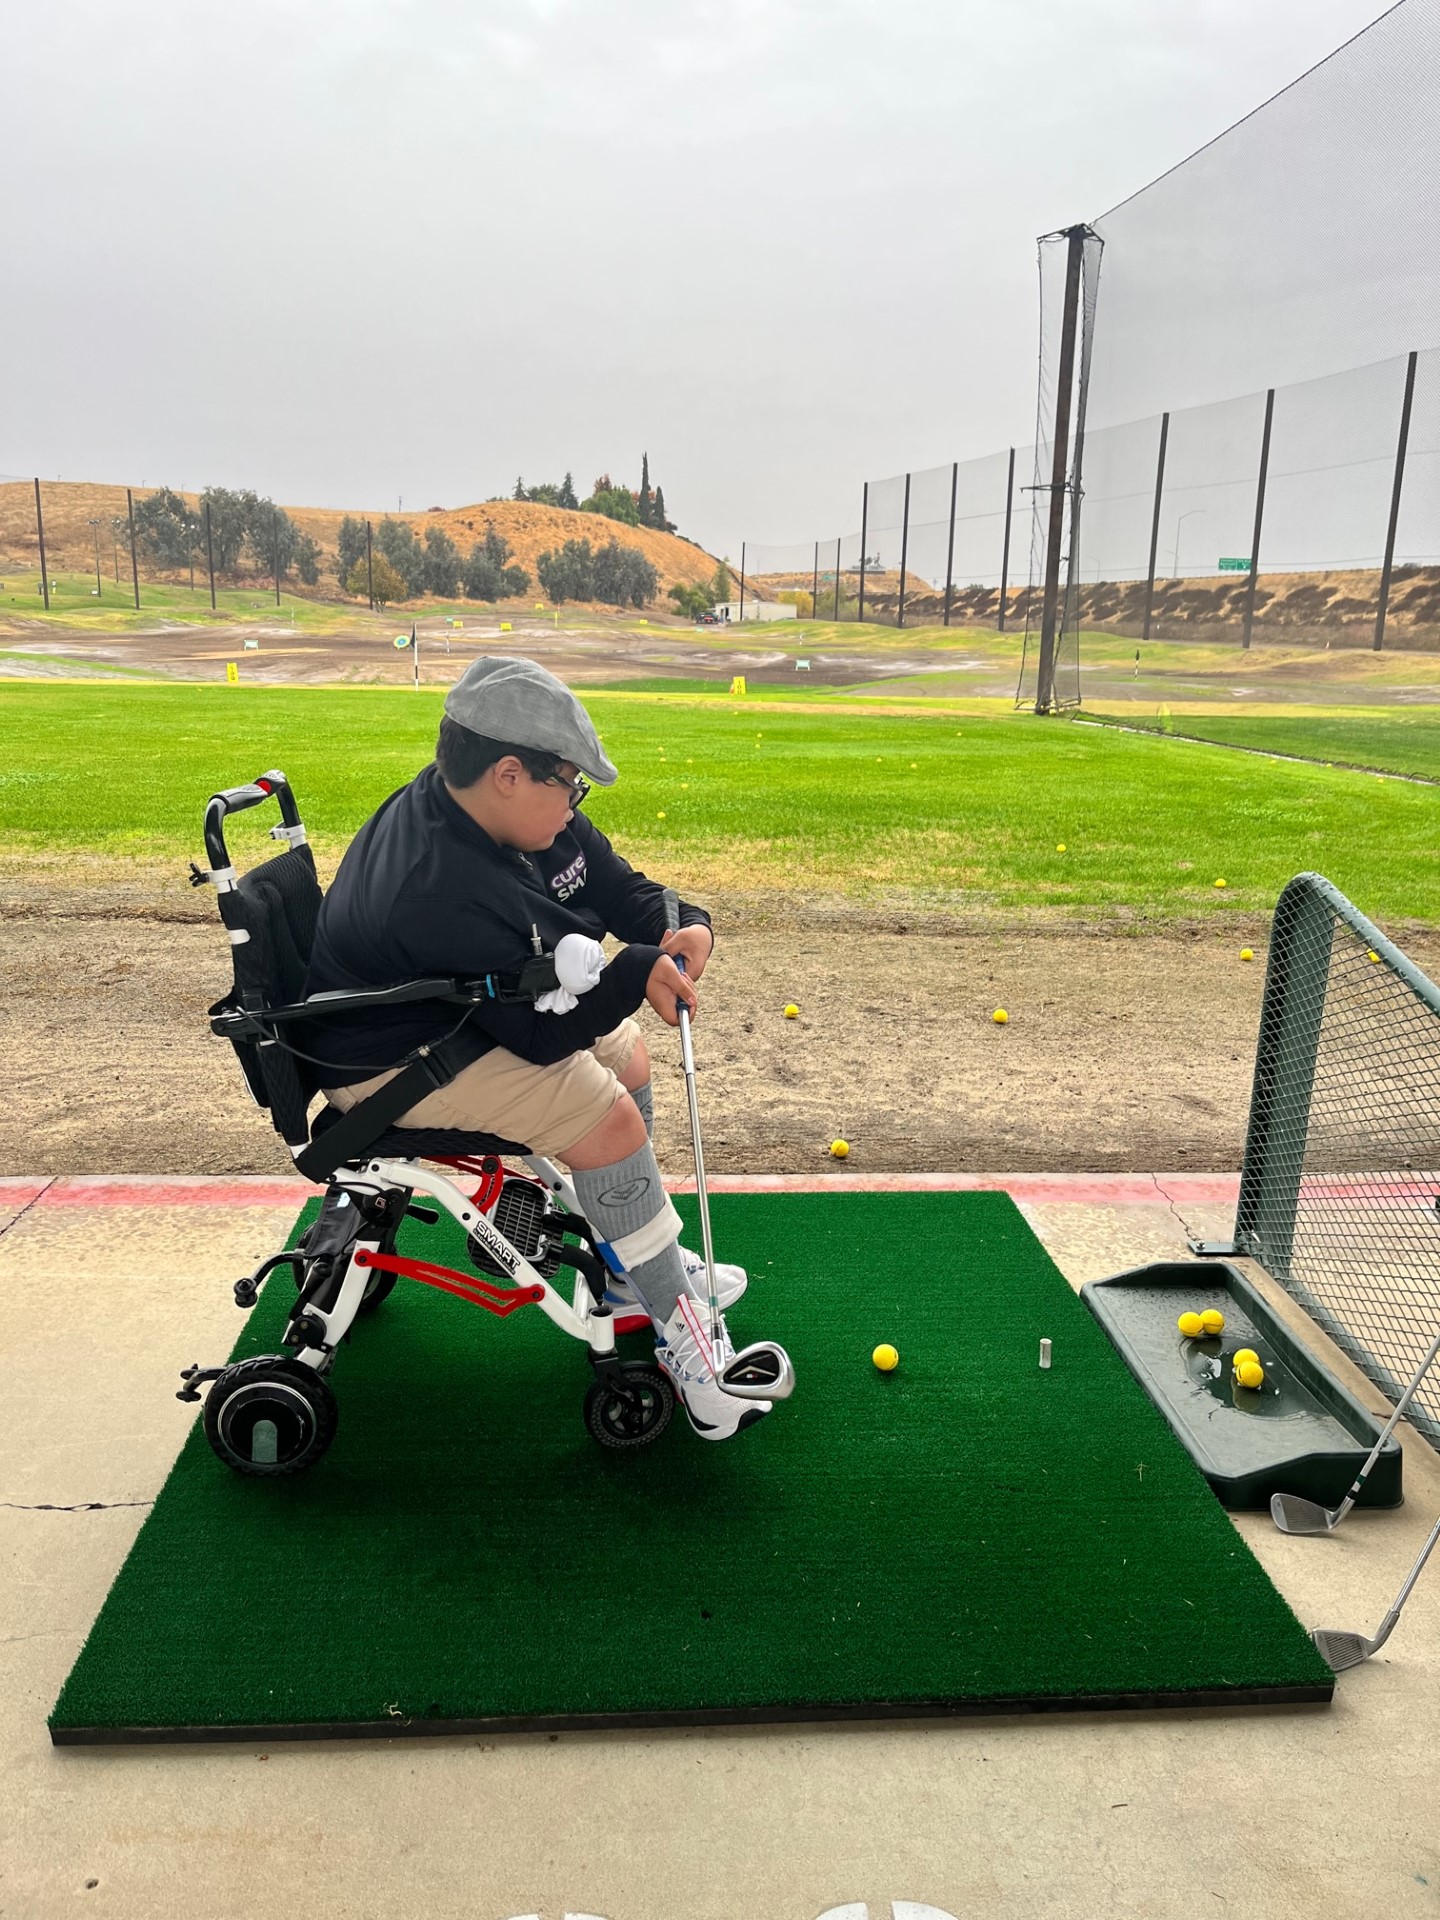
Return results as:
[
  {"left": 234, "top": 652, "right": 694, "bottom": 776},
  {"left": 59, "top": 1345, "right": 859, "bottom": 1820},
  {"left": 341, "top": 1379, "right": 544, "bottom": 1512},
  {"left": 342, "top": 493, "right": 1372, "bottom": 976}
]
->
[{"left": 291, "top": 1159, "right": 610, "bottom": 1367}]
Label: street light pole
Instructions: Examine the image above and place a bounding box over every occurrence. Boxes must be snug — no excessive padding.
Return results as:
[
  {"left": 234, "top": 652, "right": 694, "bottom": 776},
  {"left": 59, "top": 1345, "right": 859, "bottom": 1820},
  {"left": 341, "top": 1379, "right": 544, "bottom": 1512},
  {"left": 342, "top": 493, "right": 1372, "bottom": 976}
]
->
[
  {"left": 87, "top": 518, "right": 103, "bottom": 597},
  {"left": 1172, "top": 509, "right": 1205, "bottom": 579}
]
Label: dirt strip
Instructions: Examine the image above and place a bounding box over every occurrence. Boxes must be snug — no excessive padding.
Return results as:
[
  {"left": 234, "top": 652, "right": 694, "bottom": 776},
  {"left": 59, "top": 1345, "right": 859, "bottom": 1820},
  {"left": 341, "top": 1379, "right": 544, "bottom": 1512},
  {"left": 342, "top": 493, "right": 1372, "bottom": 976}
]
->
[{"left": 5, "top": 858, "right": 1368, "bottom": 1175}]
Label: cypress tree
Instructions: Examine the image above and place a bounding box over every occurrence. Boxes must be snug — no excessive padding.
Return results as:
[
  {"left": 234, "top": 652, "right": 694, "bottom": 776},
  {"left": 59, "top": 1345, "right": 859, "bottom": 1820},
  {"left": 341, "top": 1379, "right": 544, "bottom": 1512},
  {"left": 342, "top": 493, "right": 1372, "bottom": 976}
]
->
[{"left": 637, "top": 452, "right": 654, "bottom": 528}]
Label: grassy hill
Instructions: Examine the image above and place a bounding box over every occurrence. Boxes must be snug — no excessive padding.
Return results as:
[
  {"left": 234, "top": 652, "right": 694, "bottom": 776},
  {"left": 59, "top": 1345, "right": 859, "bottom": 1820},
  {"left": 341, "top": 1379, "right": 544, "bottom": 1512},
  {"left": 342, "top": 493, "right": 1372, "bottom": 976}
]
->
[{"left": 0, "top": 479, "right": 719, "bottom": 605}]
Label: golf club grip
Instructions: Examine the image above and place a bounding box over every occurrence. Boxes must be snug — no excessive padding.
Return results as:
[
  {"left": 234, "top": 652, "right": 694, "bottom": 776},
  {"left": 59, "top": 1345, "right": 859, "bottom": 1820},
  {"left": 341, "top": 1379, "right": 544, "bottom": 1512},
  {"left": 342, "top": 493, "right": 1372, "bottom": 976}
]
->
[{"left": 661, "top": 886, "right": 681, "bottom": 936}]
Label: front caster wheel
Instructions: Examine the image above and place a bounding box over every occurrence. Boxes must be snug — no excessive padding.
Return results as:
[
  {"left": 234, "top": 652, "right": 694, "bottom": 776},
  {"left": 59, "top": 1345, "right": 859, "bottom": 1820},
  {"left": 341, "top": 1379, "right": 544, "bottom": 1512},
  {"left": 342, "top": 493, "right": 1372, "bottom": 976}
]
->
[
  {"left": 583, "top": 1364, "right": 675, "bottom": 1450},
  {"left": 202, "top": 1356, "right": 338, "bottom": 1476}
]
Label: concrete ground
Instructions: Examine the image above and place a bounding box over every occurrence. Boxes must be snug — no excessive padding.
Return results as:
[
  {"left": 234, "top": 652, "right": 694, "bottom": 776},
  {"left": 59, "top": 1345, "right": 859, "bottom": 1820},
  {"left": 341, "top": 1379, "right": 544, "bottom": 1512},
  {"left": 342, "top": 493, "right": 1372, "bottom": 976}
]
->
[{"left": 2, "top": 1171, "right": 1437, "bottom": 1920}]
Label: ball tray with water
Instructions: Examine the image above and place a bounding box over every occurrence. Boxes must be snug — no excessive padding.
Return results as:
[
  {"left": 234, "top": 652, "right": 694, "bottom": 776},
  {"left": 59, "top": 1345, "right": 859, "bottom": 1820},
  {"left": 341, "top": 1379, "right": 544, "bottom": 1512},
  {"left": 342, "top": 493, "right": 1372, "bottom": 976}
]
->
[{"left": 1081, "top": 1261, "right": 1403, "bottom": 1511}]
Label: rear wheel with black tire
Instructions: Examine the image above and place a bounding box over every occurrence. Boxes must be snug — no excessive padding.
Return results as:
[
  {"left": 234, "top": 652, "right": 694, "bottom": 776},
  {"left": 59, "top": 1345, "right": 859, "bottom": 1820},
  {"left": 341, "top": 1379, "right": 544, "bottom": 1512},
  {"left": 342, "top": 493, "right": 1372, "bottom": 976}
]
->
[
  {"left": 202, "top": 1356, "right": 338, "bottom": 1476},
  {"left": 583, "top": 1364, "right": 675, "bottom": 1449},
  {"left": 356, "top": 1266, "right": 397, "bottom": 1313}
]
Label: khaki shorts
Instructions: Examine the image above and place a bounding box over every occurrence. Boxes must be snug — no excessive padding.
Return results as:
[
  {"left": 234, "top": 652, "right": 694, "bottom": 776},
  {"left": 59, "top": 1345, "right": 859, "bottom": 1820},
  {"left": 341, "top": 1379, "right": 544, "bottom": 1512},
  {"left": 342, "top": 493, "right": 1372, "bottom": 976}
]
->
[{"left": 324, "top": 1018, "right": 643, "bottom": 1161}]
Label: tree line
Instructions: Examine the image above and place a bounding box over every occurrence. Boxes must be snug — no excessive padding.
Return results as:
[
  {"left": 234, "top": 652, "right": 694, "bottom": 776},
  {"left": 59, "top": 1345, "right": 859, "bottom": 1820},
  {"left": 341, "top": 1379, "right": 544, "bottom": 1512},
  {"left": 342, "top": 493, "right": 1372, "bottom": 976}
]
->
[
  {"left": 511, "top": 453, "right": 674, "bottom": 533},
  {"left": 335, "top": 516, "right": 531, "bottom": 608},
  {"left": 132, "top": 487, "right": 322, "bottom": 583},
  {"left": 125, "top": 469, "right": 691, "bottom": 613}
]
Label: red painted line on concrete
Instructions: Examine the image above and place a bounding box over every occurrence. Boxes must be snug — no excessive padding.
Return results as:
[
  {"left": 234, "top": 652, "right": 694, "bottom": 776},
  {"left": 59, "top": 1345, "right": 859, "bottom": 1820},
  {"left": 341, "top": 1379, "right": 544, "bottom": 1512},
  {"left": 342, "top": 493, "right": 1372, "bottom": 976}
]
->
[
  {"left": 22, "top": 1176, "right": 312, "bottom": 1209},
  {"left": 670, "top": 1172, "right": 1242, "bottom": 1206},
  {"left": 8, "top": 1171, "right": 1243, "bottom": 1210},
  {"left": 0, "top": 1179, "right": 52, "bottom": 1209}
]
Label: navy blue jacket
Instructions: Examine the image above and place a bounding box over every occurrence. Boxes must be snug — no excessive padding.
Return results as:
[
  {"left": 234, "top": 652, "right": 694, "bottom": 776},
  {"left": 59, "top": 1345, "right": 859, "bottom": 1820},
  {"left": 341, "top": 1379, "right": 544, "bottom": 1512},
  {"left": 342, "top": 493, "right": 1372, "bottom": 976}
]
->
[{"left": 304, "top": 763, "right": 711, "bottom": 1080}]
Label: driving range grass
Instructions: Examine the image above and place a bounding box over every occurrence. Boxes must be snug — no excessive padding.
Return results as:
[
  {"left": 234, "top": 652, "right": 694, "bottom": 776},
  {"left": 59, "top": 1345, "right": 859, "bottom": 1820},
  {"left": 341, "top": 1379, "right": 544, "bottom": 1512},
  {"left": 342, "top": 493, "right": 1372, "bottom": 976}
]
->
[
  {"left": 2, "top": 681, "right": 1438, "bottom": 922},
  {"left": 1084, "top": 707, "right": 1440, "bottom": 782}
]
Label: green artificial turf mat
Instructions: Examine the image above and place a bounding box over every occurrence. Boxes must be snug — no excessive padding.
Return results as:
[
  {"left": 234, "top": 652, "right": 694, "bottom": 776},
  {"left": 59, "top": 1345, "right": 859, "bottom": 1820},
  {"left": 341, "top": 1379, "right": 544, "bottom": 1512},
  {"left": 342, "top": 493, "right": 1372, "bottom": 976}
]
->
[{"left": 50, "top": 1191, "right": 1332, "bottom": 1742}]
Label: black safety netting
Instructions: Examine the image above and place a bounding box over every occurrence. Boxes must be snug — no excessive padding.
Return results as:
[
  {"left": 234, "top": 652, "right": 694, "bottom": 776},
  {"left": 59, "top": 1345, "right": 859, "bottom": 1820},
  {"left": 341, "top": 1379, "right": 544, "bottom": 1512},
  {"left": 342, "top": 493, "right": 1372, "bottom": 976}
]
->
[
  {"left": 741, "top": 3, "right": 1440, "bottom": 678},
  {"left": 1086, "top": 0, "right": 1440, "bottom": 428}
]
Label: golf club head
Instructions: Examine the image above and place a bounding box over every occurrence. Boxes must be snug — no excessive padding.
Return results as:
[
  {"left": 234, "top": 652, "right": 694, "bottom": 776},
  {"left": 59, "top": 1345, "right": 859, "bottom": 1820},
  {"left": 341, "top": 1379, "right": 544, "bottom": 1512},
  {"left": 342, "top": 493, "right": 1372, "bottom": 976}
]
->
[
  {"left": 1310, "top": 1627, "right": 1375, "bottom": 1672},
  {"left": 719, "top": 1341, "right": 796, "bottom": 1402},
  {"left": 1270, "top": 1491, "right": 1338, "bottom": 1535}
]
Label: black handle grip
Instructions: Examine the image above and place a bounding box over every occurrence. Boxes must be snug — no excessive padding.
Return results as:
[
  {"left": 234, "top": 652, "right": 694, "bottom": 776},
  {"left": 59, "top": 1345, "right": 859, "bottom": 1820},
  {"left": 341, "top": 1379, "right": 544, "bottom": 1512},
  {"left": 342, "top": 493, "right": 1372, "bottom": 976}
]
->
[
  {"left": 662, "top": 887, "right": 681, "bottom": 935},
  {"left": 203, "top": 770, "right": 300, "bottom": 871}
]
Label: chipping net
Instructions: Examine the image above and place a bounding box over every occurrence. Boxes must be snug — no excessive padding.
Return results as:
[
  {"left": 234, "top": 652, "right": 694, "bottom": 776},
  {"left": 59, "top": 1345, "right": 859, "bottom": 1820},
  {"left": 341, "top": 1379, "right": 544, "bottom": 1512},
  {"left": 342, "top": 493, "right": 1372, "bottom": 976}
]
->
[{"left": 1222, "top": 873, "right": 1440, "bottom": 1449}]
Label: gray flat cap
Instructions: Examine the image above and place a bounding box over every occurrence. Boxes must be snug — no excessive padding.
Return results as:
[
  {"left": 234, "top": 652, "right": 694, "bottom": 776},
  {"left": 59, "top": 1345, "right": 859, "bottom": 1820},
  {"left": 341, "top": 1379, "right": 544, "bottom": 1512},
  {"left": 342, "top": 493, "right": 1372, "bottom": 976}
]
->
[{"left": 443, "top": 656, "right": 618, "bottom": 786}]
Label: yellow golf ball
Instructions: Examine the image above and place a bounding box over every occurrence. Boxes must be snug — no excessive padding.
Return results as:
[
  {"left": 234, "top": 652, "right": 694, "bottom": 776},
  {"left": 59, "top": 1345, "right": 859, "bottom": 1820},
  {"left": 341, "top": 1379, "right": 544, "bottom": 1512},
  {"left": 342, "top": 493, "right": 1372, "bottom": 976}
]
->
[
  {"left": 1056, "top": 842, "right": 1067, "bottom": 852},
  {"left": 1239, "top": 948, "right": 1254, "bottom": 962},
  {"left": 1232, "top": 1347, "right": 1260, "bottom": 1368},
  {"left": 872, "top": 1343, "right": 900, "bottom": 1372},
  {"left": 1214, "top": 878, "right": 1227, "bottom": 889},
  {"left": 1235, "top": 1360, "right": 1265, "bottom": 1390},
  {"left": 783, "top": 1003, "right": 799, "bottom": 1018},
  {"left": 830, "top": 1138, "right": 850, "bottom": 1159},
  {"left": 1368, "top": 950, "right": 1381, "bottom": 964},
  {"left": 1177, "top": 1312, "right": 1204, "bottom": 1338},
  {"left": 1199, "top": 1308, "right": 1225, "bottom": 1334},
  {"left": 992, "top": 1008, "right": 1009, "bottom": 1025}
]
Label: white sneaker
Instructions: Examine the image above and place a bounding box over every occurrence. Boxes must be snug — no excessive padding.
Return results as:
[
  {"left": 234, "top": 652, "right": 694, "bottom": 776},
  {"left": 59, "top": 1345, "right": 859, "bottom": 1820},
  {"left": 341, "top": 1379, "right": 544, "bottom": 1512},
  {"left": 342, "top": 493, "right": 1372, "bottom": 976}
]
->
[
  {"left": 603, "top": 1248, "right": 748, "bottom": 1335},
  {"left": 654, "top": 1296, "right": 772, "bottom": 1441}
]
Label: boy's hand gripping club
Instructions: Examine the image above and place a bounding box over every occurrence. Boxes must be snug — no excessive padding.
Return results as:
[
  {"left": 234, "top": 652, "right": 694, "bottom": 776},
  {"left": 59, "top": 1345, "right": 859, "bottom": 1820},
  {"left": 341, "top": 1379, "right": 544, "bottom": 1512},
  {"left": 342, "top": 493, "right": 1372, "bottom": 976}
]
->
[{"left": 662, "top": 890, "right": 794, "bottom": 1402}]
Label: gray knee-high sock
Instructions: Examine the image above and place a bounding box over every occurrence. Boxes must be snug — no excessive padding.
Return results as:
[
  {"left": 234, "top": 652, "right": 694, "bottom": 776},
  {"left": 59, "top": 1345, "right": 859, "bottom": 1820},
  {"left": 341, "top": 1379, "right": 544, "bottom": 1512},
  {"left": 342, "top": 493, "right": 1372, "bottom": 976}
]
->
[
  {"left": 571, "top": 1140, "right": 685, "bottom": 1325},
  {"left": 631, "top": 1080, "right": 654, "bottom": 1139}
]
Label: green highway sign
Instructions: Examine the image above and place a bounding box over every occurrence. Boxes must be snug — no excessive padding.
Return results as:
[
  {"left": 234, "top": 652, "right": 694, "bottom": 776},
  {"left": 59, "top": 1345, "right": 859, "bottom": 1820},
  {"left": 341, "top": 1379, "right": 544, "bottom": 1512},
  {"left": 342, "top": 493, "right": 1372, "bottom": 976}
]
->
[{"left": 1218, "top": 556, "right": 1253, "bottom": 571}]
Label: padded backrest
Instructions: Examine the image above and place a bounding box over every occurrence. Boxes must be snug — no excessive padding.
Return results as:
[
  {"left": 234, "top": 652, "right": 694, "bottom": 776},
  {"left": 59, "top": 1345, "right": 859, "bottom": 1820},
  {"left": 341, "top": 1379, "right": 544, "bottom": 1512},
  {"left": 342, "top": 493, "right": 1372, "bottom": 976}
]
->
[
  {"left": 229, "top": 845, "right": 322, "bottom": 1009},
  {"left": 217, "top": 845, "right": 324, "bottom": 1148}
]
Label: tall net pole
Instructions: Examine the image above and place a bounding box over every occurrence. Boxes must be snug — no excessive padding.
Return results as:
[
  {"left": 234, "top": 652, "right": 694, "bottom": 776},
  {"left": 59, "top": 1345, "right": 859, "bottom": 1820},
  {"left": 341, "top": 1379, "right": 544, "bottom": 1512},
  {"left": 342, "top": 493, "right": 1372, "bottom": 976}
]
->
[
  {"left": 33, "top": 479, "right": 49, "bottom": 610},
  {"left": 127, "top": 488, "right": 141, "bottom": 610},
  {"left": 1374, "top": 349, "right": 1418, "bottom": 652},
  {"left": 1035, "top": 225, "right": 1088, "bottom": 713}
]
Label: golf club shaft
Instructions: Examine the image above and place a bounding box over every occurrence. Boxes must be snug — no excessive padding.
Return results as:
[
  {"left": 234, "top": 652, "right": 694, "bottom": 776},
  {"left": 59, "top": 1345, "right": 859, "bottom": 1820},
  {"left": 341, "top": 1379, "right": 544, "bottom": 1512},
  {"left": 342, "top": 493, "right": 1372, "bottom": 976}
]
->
[
  {"left": 662, "top": 890, "right": 723, "bottom": 1347},
  {"left": 1383, "top": 1508, "right": 1440, "bottom": 1629},
  {"left": 1334, "top": 1323, "right": 1440, "bottom": 1520},
  {"left": 676, "top": 992, "right": 722, "bottom": 1346}
]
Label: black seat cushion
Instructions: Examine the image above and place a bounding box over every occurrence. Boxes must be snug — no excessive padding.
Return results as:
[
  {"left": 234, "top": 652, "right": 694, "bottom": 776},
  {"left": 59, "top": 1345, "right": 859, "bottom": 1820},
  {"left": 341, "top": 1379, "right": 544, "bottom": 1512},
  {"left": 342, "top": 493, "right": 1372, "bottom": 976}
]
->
[{"left": 309, "top": 1103, "right": 530, "bottom": 1163}]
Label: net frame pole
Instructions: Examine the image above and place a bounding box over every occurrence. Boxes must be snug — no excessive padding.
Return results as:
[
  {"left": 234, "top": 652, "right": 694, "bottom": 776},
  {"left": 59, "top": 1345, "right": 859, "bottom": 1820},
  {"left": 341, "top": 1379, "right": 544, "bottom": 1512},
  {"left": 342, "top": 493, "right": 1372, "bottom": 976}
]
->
[
  {"left": 127, "top": 488, "right": 141, "bottom": 610},
  {"left": 998, "top": 447, "right": 1015, "bottom": 632},
  {"left": 33, "top": 478, "right": 49, "bottom": 610},
  {"left": 739, "top": 542, "right": 746, "bottom": 623},
  {"left": 896, "top": 471, "right": 911, "bottom": 629},
  {"left": 943, "top": 460, "right": 958, "bottom": 628},
  {"left": 833, "top": 537, "right": 841, "bottom": 619},
  {"left": 1241, "top": 387, "right": 1275, "bottom": 651},
  {"left": 857, "top": 482, "right": 869, "bottom": 624},
  {"left": 812, "top": 541, "right": 819, "bottom": 623},
  {"left": 205, "top": 499, "right": 217, "bottom": 609},
  {"left": 1374, "top": 349, "right": 1418, "bottom": 653},
  {"left": 365, "top": 519, "right": 374, "bottom": 609},
  {"left": 272, "top": 505, "right": 282, "bottom": 607},
  {"left": 1142, "top": 411, "right": 1169, "bottom": 643},
  {"left": 1229, "top": 875, "right": 1335, "bottom": 1272},
  {"left": 1035, "top": 225, "right": 1088, "bottom": 713}
]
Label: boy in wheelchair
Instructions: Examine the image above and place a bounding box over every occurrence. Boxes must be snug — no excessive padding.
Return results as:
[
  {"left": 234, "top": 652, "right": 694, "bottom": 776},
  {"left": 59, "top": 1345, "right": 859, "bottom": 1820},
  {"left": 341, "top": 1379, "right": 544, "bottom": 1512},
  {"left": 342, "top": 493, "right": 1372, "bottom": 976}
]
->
[
  {"left": 312, "top": 654, "right": 774, "bottom": 1441},
  {"left": 190, "top": 656, "right": 791, "bottom": 1468}
]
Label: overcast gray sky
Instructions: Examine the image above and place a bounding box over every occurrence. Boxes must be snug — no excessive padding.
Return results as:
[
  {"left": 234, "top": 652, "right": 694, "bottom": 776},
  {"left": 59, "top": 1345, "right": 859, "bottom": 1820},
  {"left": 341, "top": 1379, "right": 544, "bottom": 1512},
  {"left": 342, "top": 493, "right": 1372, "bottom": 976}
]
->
[{"left": 1, "top": 0, "right": 1389, "bottom": 559}]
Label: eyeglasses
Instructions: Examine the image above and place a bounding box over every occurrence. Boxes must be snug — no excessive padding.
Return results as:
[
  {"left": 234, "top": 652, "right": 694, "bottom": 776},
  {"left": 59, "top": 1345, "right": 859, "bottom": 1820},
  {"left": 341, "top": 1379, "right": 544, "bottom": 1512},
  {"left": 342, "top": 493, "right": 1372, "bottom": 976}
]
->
[{"left": 539, "top": 768, "right": 590, "bottom": 807}]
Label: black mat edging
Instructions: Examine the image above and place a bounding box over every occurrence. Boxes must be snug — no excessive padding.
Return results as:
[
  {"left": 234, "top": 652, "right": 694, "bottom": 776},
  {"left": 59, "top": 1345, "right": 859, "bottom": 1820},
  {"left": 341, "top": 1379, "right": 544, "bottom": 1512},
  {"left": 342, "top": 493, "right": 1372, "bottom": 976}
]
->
[{"left": 52, "top": 1680, "right": 1333, "bottom": 1746}]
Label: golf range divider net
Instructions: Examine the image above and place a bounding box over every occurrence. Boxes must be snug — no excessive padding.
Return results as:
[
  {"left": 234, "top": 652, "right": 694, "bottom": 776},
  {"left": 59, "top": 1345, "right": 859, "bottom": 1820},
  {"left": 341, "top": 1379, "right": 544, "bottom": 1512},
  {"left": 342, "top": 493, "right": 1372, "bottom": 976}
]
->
[{"left": 1196, "top": 871, "right": 1440, "bottom": 1450}]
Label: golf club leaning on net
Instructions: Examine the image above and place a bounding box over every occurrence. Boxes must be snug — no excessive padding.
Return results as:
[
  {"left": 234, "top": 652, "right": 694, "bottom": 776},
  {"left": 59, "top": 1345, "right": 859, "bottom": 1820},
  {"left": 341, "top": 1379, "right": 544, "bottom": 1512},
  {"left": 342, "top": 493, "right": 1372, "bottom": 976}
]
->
[
  {"left": 1271, "top": 1321, "right": 1440, "bottom": 1535},
  {"left": 1309, "top": 1509, "right": 1440, "bottom": 1672},
  {"left": 661, "top": 889, "right": 795, "bottom": 1403}
]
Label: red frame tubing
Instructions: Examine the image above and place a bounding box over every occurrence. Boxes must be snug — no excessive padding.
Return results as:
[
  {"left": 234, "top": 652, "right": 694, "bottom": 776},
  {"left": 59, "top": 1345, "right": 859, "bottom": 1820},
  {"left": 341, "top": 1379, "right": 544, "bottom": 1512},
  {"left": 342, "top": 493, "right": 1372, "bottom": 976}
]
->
[
  {"left": 355, "top": 1249, "right": 544, "bottom": 1317},
  {"left": 430, "top": 1154, "right": 508, "bottom": 1214}
]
